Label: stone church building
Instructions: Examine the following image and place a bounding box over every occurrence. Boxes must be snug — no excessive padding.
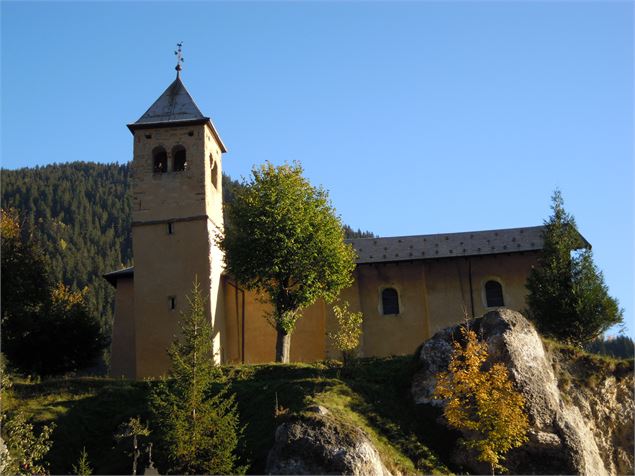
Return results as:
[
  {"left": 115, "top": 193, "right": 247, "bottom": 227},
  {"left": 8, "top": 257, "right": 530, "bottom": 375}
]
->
[{"left": 105, "top": 70, "right": 587, "bottom": 379}]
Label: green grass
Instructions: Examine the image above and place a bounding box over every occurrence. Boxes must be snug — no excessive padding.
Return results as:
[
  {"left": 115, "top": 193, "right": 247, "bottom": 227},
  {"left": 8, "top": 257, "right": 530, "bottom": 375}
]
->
[
  {"left": 5, "top": 357, "right": 452, "bottom": 475},
  {"left": 6, "top": 378, "right": 150, "bottom": 474},
  {"left": 225, "top": 357, "right": 451, "bottom": 474},
  {"left": 542, "top": 337, "right": 634, "bottom": 393}
]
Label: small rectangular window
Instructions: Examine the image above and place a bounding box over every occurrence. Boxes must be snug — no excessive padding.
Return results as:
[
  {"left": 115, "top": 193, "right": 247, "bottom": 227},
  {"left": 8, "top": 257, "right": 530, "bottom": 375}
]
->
[
  {"left": 169, "top": 296, "right": 176, "bottom": 310},
  {"left": 167, "top": 222, "right": 174, "bottom": 235}
]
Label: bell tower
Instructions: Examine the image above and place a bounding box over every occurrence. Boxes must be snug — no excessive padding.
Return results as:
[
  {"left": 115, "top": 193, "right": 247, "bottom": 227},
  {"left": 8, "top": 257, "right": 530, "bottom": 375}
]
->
[{"left": 127, "top": 53, "right": 227, "bottom": 377}]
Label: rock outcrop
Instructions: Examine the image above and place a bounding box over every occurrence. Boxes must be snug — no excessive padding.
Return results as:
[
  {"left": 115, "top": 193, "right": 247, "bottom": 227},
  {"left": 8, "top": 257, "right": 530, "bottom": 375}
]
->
[
  {"left": 266, "top": 406, "right": 392, "bottom": 476},
  {"left": 549, "top": 343, "right": 635, "bottom": 475},
  {"left": 412, "top": 308, "right": 634, "bottom": 476}
]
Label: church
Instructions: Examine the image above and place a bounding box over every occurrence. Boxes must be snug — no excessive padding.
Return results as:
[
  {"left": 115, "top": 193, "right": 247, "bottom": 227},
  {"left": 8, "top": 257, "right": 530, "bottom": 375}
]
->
[{"left": 105, "top": 65, "right": 588, "bottom": 379}]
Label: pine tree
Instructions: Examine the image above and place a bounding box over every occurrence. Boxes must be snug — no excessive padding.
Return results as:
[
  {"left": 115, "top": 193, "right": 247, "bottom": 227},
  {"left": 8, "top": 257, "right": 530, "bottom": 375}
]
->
[
  {"left": 115, "top": 417, "right": 150, "bottom": 475},
  {"left": 150, "top": 279, "right": 244, "bottom": 475},
  {"left": 526, "top": 191, "right": 623, "bottom": 345},
  {"left": 585, "top": 335, "right": 634, "bottom": 359},
  {"left": 72, "top": 447, "right": 93, "bottom": 476},
  {"left": 434, "top": 325, "right": 529, "bottom": 475}
]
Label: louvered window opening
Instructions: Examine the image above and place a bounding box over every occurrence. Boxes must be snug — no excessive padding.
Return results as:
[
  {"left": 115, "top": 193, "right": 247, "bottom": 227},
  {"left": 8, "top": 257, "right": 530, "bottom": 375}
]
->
[
  {"left": 173, "top": 147, "right": 186, "bottom": 171},
  {"left": 153, "top": 148, "right": 167, "bottom": 173}
]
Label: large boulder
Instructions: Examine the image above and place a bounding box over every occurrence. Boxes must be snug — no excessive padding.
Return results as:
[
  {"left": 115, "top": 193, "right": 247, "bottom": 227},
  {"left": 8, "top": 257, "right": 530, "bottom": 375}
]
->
[
  {"left": 412, "top": 308, "right": 633, "bottom": 476},
  {"left": 266, "top": 406, "right": 392, "bottom": 476}
]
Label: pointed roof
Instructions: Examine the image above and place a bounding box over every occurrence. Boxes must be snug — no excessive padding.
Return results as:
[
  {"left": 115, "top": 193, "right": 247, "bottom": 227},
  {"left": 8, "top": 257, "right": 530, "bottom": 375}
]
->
[
  {"left": 127, "top": 75, "right": 227, "bottom": 152},
  {"left": 133, "top": 76, "right": 205, "bottom": 124}
]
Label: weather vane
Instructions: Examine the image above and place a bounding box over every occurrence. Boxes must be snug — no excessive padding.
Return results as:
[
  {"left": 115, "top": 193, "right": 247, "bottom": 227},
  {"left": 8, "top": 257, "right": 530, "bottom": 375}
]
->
[{"left": 175, "top": 42, "right": 184, "bottom": 76}]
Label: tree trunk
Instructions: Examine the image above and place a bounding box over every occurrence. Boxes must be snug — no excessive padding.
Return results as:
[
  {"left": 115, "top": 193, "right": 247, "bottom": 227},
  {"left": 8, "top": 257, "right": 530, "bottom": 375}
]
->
[
  {"left": 342, "top": 350, "right": 352, "bottom": 367},
  {"left": 132, "top": 434, "right": 138, "bottom": 476},
  {"left": 275, "top": 329, "right": 291, "bottom": 363}
]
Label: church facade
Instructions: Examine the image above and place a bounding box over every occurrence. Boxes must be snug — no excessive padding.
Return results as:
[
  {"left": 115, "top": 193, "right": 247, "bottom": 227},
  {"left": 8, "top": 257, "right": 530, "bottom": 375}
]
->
[{"left": 105, "top": 71, "right": 585, "bottom": 379}]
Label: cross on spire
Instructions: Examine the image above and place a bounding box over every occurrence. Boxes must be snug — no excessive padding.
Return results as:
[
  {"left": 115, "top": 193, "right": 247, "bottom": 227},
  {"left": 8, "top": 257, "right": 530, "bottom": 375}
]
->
[{"left": 174, "top": 42, "right": 184, "bottom": 76}]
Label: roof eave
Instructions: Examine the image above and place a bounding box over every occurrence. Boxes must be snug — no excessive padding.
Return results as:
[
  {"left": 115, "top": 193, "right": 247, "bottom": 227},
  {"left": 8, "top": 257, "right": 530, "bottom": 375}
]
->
[
  {"left": 355, "top": 247, "right": 543, "bottom": 265},
  {"left": 126, "top": 118, "right": 228, "bottom": 153},
  {"left": 576, "top": 231, "right": 592, "bottom": 250},
  {"left": 103, "top": 267, "right": 134, "bottom": 287}
]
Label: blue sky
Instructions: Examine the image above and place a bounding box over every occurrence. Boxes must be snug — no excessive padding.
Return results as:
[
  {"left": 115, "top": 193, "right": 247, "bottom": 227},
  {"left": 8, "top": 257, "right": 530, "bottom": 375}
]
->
[{"left": 2, "top": 1, "right": 633, "bottom": 336}]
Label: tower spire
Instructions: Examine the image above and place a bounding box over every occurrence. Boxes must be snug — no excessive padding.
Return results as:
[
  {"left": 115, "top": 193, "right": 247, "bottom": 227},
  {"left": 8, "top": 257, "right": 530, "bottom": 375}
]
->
[{"left": 174, "top": 42, "right": 184, "bottom": 77}]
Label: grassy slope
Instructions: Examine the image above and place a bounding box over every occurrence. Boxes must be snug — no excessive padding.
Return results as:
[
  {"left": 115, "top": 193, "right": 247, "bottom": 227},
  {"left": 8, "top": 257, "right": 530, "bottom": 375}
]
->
[
  {"left": 8, "top": 343, "right": 629, "bottom": 474},
  {"left": 6, "top": 357, "right": 451, "bottom": 475},
  {"left": 5, "top": 378, "right": 150, "bottom": 475},
  {"left": 541, "top": 337, "right": 634, "bottom": 393}
]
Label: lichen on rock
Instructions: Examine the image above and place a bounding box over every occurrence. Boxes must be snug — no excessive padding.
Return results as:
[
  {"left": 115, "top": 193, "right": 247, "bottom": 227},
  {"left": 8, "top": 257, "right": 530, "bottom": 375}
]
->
[{"left": 266, "top": 406, "right": 392, "bottom": 476}]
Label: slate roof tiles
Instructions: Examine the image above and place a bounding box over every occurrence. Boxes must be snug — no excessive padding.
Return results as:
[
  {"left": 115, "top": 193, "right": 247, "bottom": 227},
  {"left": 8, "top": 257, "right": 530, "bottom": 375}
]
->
[
  {"left": 104, "top": 226, "right": 591, "bottom": 283},
  {"left": 348, "top": 225, "right": 560, "bottom": 264}
]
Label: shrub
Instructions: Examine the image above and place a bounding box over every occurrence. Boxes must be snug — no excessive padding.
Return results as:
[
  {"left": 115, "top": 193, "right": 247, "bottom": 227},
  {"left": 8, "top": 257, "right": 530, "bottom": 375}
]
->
[
  {"left": 327, "top": 300, "right": 363, "bottom": 364},
  {"left": 434, "top": 325, "right": 529, "bottom": 474}
]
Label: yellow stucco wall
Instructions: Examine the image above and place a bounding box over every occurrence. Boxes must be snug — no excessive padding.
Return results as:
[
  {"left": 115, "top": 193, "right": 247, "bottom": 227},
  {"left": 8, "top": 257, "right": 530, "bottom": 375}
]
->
[
  {"left": 129, "top": 121, "right": 225, "bottom": 378},
  {"left": 111, "top": 250, "right": 540, "bottom": 373},
  {"left": 132, "top": 220, "right": 219, "bottom": 377},
  {"left": 221, "top": 252, "right": 540, "bottom": 364},
  {"left": 109, "top": 276, "right": 135, "bottom": 378},
  {"left": 222, "top": 281, "right": 326, "bottom": 364},
  {"left": 353, "top": 262, "right": 430, "bottom": 357},
  {"left": 424, "top": 252, "right": 539, "bottom": 335}
]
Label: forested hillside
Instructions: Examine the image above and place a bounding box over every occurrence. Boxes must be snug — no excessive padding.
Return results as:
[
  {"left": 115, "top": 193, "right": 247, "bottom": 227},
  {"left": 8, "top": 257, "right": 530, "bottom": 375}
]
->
[
  {"left": 2, "top": 163, "right": 132, "bottom": 338},
  {"left": 1, "top": 162, "right": 373, "bottom": 346}
]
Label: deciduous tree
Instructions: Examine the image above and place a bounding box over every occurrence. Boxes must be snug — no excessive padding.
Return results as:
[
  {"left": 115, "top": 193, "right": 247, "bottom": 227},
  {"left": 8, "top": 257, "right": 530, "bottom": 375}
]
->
[
  {"left": 327, "top": 301, "right": 363, "bottom": 365},
  {"left": 1, "top": 208, "right": 50, "bottom": 359},
  {"left": 1, "top": 209, "right": 108, "bottom": 375},
  {"left": 37, "top": 284, "right": 109, "bottom": 375},
  {"left": 434, "top": 325, "right": 529, "bottom": 475},
  {"left": 220, "top": 162, "right": 356, "bottom": 363}
]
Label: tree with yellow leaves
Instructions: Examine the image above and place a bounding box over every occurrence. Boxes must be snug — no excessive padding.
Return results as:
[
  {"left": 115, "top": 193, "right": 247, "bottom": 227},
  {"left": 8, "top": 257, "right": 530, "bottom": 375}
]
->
[
  {"left": 327, "top": 300, "right": 363, "bottom": 365},
  {"left": 1, "top": 208, "right": 108, "bottom": 375},
  {"left": 433, "top": 325, "right": 529, "bottom": 475}
]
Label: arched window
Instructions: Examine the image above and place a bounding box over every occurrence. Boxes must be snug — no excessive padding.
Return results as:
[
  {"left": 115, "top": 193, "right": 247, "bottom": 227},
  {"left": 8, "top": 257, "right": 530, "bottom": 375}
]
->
[
  {"left": 485, "top": 280, "right": 505, "bottom": 307},
  {"left": 152, "top": 147, "right": 167, "bottom": 173},
  {"left": 173, "top": 146, "right": 187, "bottom": 172},
  {"left": 381, "top": 288, "right": 400, "bottom": 315}
]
